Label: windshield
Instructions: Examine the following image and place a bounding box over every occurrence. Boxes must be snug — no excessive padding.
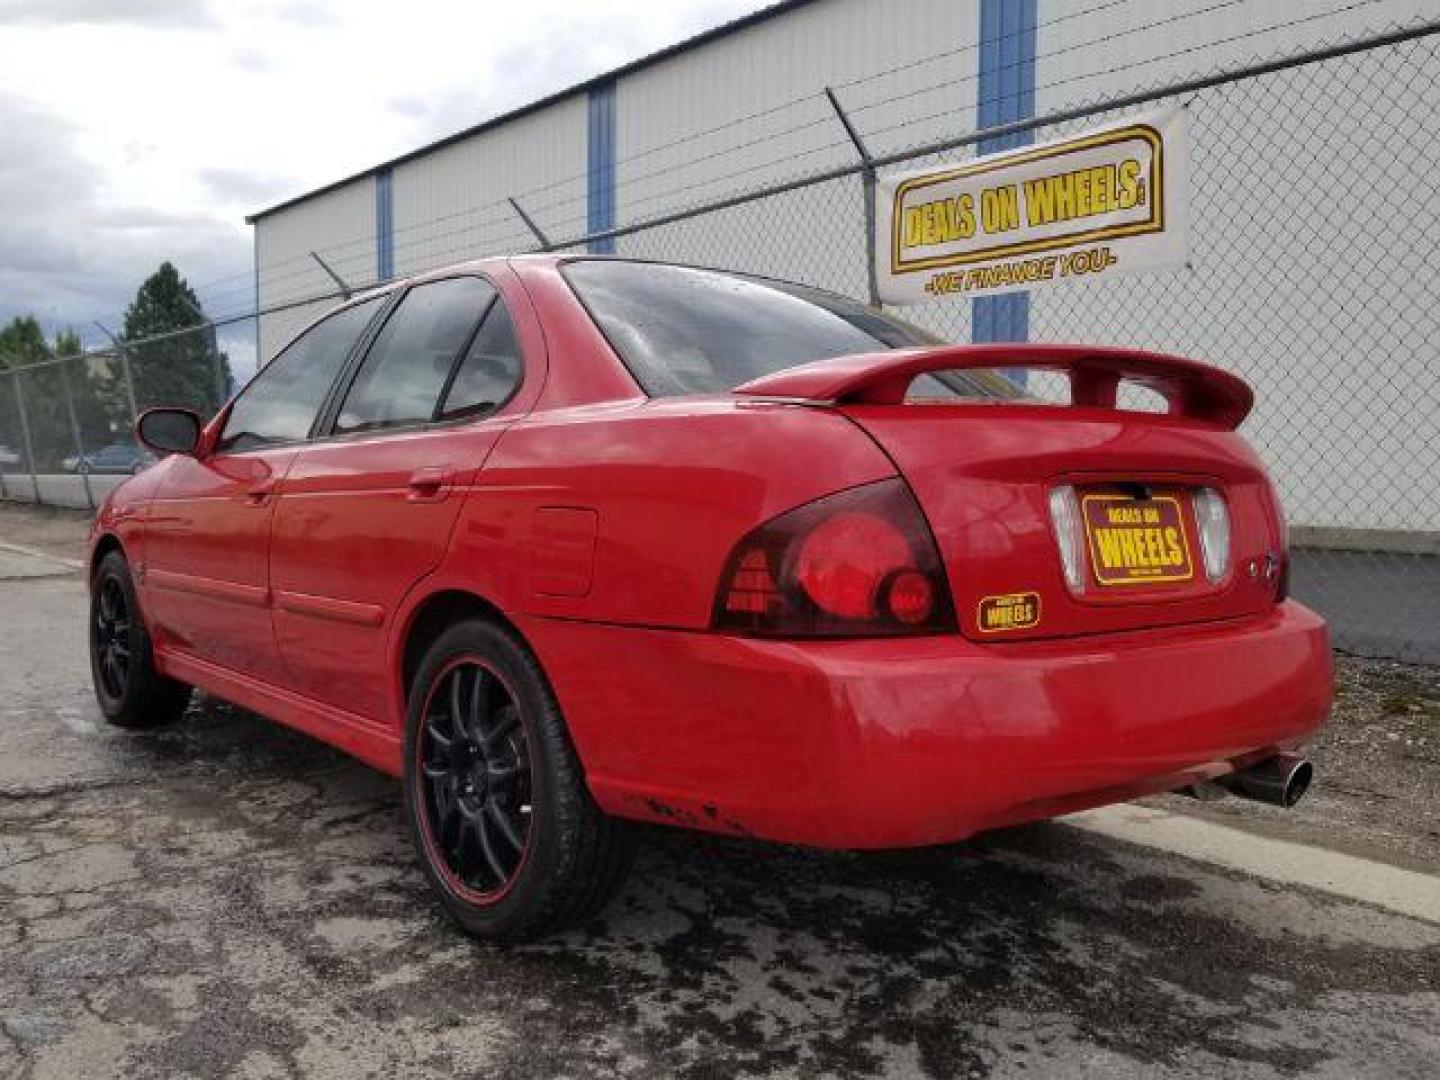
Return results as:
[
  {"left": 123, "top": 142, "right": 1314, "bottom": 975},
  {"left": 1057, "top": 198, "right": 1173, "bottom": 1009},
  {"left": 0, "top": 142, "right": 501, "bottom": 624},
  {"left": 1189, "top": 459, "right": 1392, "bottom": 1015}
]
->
[{"left": 563, "top": 260, "right": 1021, "bottom": 400}]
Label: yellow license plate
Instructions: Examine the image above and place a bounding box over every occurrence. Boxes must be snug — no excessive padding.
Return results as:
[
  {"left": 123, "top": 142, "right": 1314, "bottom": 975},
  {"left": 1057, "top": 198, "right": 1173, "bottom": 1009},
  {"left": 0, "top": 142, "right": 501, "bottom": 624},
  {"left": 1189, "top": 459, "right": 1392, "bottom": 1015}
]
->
[{"left": 1082, "top": 493, "right": 1195, "bottom": 586}]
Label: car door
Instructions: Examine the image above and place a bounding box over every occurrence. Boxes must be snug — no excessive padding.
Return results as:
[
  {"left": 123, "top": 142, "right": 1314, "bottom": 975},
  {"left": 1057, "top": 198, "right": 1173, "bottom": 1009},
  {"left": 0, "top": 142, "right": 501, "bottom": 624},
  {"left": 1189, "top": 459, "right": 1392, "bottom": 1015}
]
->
[
  {"left": 142, "top": 294, "right": 388, "bottom": 683},
  {"left": 269, "top": 275, "right": 526, "bottom": 723}
]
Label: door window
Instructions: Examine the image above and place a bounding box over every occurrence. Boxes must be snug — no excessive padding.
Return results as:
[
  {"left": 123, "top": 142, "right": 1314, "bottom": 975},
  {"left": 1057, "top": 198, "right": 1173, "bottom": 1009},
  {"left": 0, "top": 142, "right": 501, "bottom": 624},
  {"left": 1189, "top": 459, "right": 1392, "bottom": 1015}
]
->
[
  {"left": 333, "top": 276, "right": 497, "bottom": 434},
  {"left": 437, "top": 296, "right": 523, "bottom": 420},
  {"left": 219, "top": 295, "right": 385, "bottom": 452}
]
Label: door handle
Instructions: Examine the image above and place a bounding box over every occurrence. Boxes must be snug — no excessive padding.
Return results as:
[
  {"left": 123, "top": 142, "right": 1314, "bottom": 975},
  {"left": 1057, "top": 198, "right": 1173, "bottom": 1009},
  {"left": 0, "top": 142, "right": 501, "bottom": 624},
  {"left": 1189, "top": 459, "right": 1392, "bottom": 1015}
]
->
[
  {"left": 245, "top": 479, "right": 276, "bottom": 506},
  {"left": 407, "top": 466, "right": 452, "bottom": 502}
]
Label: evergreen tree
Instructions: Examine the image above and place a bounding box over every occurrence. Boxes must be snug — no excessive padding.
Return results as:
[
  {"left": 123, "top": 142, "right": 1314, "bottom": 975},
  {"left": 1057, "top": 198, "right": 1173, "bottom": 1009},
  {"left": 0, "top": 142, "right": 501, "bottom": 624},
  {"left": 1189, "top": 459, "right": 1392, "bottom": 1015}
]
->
[
  {"left": 0, "top": 317, "right": 49, "bottom": 468},
  {"left": 119, "top": 262, "right": 232, "bottom": 415},
  {"left": 0, "top": 316, "right": 50, "bottom": 369},
  {"left": 0, "top": 318, "right": 113, "bottom": 468},
  {"left": 54, "top": 329, "right": 83, "bottom": 358}
]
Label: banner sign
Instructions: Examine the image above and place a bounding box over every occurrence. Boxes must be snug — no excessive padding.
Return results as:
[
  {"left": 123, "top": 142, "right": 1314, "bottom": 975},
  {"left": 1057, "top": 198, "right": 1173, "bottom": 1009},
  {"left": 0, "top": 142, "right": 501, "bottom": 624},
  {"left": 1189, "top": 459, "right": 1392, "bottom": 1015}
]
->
[{"left": 876, "top": 107, "right": 1190, "bottom": 304}]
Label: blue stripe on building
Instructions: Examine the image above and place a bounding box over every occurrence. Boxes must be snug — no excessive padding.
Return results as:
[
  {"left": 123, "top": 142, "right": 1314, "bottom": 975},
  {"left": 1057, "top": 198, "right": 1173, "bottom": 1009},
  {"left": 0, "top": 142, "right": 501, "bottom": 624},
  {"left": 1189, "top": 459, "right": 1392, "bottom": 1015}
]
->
[
  {"left": 375, "top": 167, "right": 394, "bottom": 281},
  {"left": 587, "top": 81, "right": 617, "bottom": 254},
  {"left": 973, "top": 0, "right": 1037, "bottom": 354}
]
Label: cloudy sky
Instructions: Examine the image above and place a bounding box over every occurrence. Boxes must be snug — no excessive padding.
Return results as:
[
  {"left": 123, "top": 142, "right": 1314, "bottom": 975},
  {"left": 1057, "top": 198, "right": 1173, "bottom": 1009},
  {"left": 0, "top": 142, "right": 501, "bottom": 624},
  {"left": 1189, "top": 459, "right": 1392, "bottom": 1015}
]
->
[{"left": 0, "top": 0, "right": 769, "bottom": 371}]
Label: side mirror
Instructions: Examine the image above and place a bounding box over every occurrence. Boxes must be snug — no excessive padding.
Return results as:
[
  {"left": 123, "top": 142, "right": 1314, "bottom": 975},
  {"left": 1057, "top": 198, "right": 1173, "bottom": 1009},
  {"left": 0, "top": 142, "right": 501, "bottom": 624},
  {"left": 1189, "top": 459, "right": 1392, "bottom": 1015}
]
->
[{"left": 136, "top": 408, "right": 202, "bottom": 457}]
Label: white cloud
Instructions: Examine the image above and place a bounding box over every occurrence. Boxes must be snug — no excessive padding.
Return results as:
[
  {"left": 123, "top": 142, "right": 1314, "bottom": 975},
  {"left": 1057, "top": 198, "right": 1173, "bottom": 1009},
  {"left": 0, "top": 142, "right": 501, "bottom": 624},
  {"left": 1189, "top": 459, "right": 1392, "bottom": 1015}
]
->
[
  {"left": 0, "top": 0, "right": 772, "bottom": 361},
  {"left": 0, "top": 0, "right": 216, "bottom": 28}
]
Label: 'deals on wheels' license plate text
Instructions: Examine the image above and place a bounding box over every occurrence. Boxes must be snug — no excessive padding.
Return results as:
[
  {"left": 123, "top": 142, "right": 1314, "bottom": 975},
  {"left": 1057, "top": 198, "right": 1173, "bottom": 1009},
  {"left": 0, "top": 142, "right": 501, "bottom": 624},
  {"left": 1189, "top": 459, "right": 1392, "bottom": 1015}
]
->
[{"left": 1082, "top": 493, "right": 1195, "bottom": 586}]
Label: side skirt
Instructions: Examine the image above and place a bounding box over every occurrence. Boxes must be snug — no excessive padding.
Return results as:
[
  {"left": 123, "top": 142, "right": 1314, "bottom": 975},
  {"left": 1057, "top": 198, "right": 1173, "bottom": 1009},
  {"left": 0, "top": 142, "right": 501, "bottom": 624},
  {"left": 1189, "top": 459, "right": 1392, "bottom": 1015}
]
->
[{"left": 157, "top": 648, "right": 404, "bottom": 777}]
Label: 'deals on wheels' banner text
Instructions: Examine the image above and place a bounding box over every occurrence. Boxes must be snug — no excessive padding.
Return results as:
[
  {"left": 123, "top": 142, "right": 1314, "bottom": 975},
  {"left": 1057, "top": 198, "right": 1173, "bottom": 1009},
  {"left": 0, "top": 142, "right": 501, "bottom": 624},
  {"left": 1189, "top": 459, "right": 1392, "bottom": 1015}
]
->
[{"left": 877, "top": 107, "right": 1190, "bottom": 304}]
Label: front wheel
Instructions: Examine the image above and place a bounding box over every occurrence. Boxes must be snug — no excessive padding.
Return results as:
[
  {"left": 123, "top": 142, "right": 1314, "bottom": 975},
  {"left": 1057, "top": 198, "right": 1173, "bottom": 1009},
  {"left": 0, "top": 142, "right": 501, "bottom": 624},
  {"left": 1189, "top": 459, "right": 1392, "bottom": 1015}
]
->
[
  {"left": 90, "top": 551, "right": 192, "bottom": 729},
  {"left": 403, "top": 618, "right": 634, "bottom": 940}
]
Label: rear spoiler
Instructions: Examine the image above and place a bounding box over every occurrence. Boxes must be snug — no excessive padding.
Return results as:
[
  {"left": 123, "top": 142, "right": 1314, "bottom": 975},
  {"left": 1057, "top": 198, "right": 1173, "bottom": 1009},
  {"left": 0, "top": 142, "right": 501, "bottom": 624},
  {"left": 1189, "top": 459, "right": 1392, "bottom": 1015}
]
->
[{"left": 732, "top": 343, "right": 1253, "bottom": 429}]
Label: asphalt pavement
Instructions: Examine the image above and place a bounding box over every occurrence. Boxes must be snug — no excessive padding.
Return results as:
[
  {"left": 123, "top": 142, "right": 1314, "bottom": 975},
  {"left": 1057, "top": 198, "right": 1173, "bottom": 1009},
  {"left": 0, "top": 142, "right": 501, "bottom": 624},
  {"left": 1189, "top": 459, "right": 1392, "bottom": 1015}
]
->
[{"left": 1, "top": 550, "right": 1437, "bottom": 1079}]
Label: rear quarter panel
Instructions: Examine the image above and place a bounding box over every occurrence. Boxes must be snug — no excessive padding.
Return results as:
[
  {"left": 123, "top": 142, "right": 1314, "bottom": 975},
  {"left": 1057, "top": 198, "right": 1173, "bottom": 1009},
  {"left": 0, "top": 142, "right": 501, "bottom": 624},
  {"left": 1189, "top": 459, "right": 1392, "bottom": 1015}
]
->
[{"left": 429, "top": 398, "right": 899, "bottom": 630}]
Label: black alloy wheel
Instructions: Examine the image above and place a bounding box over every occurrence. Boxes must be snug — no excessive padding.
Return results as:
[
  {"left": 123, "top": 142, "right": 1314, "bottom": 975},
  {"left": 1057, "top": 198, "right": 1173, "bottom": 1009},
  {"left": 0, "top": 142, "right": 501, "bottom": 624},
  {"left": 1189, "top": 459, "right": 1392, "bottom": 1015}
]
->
[
  {"left": 417, "top": 659, "right": 535, "bottom": 900},
  {"left": 88, "top": 550, "right": 192, "bottom": 729},
  {"left": 93, "top": 576, "right": 132, "bottom": 700},
  {"left": 403, "top": 618, "right": 635, "bottom": 940}
]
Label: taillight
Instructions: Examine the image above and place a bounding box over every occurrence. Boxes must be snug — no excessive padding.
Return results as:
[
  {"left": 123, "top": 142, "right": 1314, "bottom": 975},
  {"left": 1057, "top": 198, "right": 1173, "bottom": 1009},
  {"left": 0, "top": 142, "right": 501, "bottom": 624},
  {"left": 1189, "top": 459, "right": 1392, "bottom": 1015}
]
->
[
  {"left": 713, "top": 478, "right": 954, "bottom": 637},
  {"left": 1048, "top": 485, "right": 1086, "bottom": 594},
  {"left": 1193, "top": 486, "right": 1232, "bottom": 583}
]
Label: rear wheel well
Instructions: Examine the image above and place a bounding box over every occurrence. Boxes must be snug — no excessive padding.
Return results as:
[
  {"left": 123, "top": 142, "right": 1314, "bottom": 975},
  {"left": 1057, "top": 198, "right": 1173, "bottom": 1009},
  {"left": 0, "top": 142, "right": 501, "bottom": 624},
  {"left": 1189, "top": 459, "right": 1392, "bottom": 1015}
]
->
[
  {"left": 401, "top": 590, "right": 523, "bottom": 695},
  {"left": 90, "top": 534, "right": 124, "bottom": 581}
]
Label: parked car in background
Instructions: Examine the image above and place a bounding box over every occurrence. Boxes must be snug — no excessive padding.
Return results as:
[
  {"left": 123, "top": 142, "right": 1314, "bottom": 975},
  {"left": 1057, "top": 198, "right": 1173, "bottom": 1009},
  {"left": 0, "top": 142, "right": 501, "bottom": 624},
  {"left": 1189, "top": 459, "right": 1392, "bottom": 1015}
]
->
[
  {"left": 84, "top": 255, "right": 1331, "bottom": 941},
  {"left": 67, "top": 441, "right": 156, "bottom": 475},
  {"left": 0, "top": 444, "right": 21, "bottom": 471}
]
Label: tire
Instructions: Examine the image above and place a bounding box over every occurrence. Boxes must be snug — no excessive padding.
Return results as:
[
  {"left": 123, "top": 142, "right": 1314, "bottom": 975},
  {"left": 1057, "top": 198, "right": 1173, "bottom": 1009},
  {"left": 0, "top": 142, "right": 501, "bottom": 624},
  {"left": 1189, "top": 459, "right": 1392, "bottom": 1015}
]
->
[
  {"left": 90, "top": 551, "right": 192, "bottom": 729},
  {"left": 403, "top": 618, "right": 635, "bottom": 941}
]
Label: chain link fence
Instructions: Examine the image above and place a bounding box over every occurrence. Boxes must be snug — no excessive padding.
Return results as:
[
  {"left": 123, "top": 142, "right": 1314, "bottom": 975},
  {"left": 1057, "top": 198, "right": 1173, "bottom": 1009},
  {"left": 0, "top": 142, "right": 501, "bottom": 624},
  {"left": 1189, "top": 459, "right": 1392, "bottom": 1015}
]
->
[
  {"left": 0, "top": 331, "right": 234, "bottom": 509},
  {"left": 1, "top": 23, "right": 1435, "bottom": 660}
]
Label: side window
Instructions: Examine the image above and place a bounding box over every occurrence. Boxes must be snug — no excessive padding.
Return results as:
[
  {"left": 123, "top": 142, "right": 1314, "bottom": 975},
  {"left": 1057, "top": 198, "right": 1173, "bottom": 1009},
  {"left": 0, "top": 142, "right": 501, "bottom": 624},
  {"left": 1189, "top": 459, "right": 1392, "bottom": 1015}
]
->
[
  {"left": 437, "top": 296, "right": 523, "bottom": 420},
  {"left": 334, "top": 276, "right": 495, "bottom": 434},
  {"left": 219, "top": 295, "right": 384, "bottom": 453}
]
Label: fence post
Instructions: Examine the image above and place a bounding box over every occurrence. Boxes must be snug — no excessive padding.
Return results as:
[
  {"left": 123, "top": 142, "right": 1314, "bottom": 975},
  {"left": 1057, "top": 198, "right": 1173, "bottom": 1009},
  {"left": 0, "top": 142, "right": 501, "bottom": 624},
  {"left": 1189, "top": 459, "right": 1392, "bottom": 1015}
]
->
[
  {"left": 118, "top": 348, "right": 140, "bottom": 428},
  {"left": 508, "top": 197, "right": 553, "bottom": 251},
  {"left": 210, "top": 338, "right": 226, "bottom": 413},
  {"left": 93, "top": 322, "right": 140, "bottom": 425},
  {"left": 824, "top": 87, "right": 881, "bottom": 308},
  {"left": 57, "top": 361, "right": 94, "bottom": 511},
  {"left": 11, "top": 371, "right": 41, "bottom": 505},
  {"left": 178, "top": 295, "right": 229, "bottom": 411},
  {"left": 0, "top": 373, "right": 10, "bottom": 503},
  {"left": 309, "top": 251, "right": 353, "bottom": 300}
]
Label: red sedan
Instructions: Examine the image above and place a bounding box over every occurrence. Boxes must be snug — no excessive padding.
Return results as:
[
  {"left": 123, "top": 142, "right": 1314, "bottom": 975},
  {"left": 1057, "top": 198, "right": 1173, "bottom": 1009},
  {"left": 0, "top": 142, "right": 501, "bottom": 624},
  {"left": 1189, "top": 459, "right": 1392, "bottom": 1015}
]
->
[{"left": 88, "top": 256, "right": 1331, "bottom": 939}]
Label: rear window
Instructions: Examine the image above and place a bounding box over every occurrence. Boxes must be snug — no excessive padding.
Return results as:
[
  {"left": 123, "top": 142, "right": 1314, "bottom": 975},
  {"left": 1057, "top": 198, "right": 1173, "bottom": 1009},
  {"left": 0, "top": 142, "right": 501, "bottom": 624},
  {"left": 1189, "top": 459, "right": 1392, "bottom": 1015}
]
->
[{"left": 563, "top": 260, "right": 1020, "bottom": 400}]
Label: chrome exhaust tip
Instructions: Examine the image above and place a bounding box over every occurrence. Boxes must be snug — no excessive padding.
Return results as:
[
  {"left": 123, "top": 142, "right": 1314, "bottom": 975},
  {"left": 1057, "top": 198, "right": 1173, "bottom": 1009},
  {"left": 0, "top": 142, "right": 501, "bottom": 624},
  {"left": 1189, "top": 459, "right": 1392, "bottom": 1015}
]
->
[{"left": 1216, "top": 753, "right": 1314, "bottom": 808}]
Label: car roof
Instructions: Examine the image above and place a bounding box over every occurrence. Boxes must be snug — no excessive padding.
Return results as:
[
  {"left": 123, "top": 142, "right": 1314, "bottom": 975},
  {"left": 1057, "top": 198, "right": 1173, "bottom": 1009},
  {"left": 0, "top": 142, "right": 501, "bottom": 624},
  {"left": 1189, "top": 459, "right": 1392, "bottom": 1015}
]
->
[
  {"left": 338, "top": 254, "right": 560, "bottom": 302},
  {"left": 392, "top": 252, "right": 825, "bottom": 292}
]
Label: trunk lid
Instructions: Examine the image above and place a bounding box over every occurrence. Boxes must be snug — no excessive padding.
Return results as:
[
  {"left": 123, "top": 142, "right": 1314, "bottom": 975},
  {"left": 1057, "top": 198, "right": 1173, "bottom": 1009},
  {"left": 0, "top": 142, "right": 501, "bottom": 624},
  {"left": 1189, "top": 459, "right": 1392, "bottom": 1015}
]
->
[{"left": 841, "top": 404, "right": 1282, "bottom": 640}]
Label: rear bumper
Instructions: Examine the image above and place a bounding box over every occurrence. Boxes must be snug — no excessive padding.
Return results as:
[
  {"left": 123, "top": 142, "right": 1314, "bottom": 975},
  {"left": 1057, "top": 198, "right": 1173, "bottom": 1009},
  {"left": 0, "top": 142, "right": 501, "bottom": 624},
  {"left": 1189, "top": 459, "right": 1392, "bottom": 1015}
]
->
[{"left": 519, "top": 602, "right": 1332, "bottom": 849}]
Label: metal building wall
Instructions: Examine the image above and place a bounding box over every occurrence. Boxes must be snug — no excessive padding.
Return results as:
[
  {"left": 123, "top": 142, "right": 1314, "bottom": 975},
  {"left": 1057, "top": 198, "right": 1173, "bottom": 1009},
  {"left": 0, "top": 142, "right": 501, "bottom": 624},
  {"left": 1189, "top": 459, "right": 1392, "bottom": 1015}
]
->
[
  {"left": 610, "top": 0, "right": 979, "bottom": 296},
  {"left": 390, "top": 97, "right": 588, "bottom": 277},
  {"left": 251, "top": 0, "right": 988, "bottom": 360},
  {"left": 255, "top": 179, "right": 375, "bottom": 362}
]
